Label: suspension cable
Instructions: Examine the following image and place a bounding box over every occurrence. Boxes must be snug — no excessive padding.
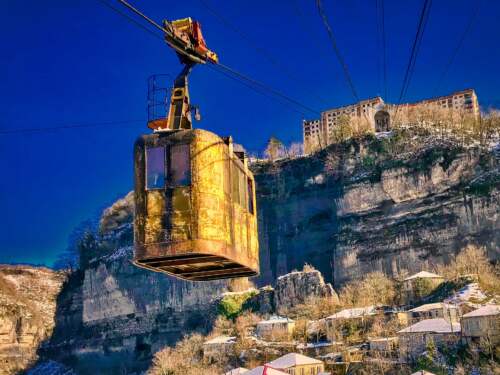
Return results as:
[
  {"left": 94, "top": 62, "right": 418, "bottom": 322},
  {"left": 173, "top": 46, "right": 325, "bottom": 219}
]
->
[
  {"left": 393, "top": 0, "right": 433, "bottom": 124},
  {"left": 316, "top": 0, "right": 359, "bottom": 102}
]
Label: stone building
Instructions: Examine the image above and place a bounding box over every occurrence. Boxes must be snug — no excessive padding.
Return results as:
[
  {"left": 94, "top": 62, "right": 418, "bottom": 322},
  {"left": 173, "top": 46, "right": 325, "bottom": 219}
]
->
[
  {"left": 397, "top": 318, "right": 461, "bottom": 360},
  {"left": 267, "top": 353, "right": 325, "bottom": 375},
  {"left": 256, "top": 316, "right": 295, "bottom": 340},
  {"left": 460, "top": 305, "right": 500, "bottom": 344},
  {"left": 407, "top": 302, "right": 458, "bottom": 323},
  {"left": 402, "top": 271, "right": 444, "bottom": 302},
  {"left": 369, "top": 337, "right": 399, "bottom": 352},
  {"left": 203, "top": 335, "right": 236, "bottom": 362},
  {"left": 303, "top": 89, "right": 480, "bottom": 154}
]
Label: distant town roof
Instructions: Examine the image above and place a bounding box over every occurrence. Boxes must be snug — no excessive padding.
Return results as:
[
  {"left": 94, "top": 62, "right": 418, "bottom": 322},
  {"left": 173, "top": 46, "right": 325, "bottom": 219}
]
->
[
  {"left": 224, "top": 368, "right": 249, "bottom": 375},
  {"left": 408, "top": 302, "right": 448, "bottom": 313},
  {"left": 404, "top": 271, "right": 443, "bottom": 281},
  {"left": 462, "top": 305, "right": 500, "bottom": 318},
  {"left": 203, "top": 335, "right": 236, "bottom": 345},
  {"left": 258, "top": 315, "right": 294, "bottom": 325},
  {"left": 326, "top": 306, "right": 376, "bottom": 320},
  {"left": 244, "top": 366, "right": 288, "bottom": 375},
  {"left": 267, "top": 353, "right": 323, "bottom": 369},
  {"left": 398, "top": 318, "right": 460, "bottom": 334},
  {"left": 369, "top": 337, "right": 398, "bottom": 343},
  {"left": 296, "top": 341, "right": 338, "bottom": 349}
]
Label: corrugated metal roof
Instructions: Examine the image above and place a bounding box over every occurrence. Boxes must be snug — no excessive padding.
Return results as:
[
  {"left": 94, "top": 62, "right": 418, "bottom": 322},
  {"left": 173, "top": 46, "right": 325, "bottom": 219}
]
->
[
  {"left": 326, "top": 306, "right": 376, "bottom": 320},
  {"left": 462, "top": 305, "right": 500, "bottom": 318},
  {"left": 404, "top": 271, "right": 443, "bottom": 281},
  {"left": 398, "top": 318, "right": 460, "bottom": 334},
  {"left": 267, "top": 353, "right": 323, "bottom": 368},
  {"left": 203, "top": 335, "right": 236, "bottom": 345},
  {"left": 244, "top": 366, "right": 288, "bottom": 375}
]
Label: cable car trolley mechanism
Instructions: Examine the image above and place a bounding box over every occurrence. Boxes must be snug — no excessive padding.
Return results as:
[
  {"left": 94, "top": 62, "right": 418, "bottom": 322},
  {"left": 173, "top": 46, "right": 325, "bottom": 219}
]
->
[{"left": 132, "top": 13, "right": 259, "bottom": 281}]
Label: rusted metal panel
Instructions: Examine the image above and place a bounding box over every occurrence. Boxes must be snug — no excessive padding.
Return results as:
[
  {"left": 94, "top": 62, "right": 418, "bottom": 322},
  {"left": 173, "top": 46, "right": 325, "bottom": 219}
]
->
[{"left": 133, "top": 129, "right": 259, "bottom": 280}]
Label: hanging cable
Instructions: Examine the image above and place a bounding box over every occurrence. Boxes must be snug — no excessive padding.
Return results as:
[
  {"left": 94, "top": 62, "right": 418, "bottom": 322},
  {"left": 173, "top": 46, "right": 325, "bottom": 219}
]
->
[
  {"left": 98, "top": 0, "right": 320, "bottom": 116},
  {"left": 433, "top": 1, "right": 481, "bottom": 95},
  {"left": 200, "top": 0, "right": 330, "bottom": 108},
  {"left": 393, "top": 0, "right": 433, "bottom": 123},
  {"left": 0, "top": 119, "right": 145, "bottom": 135},
  {"left": 316, "top": 0, "right": 359, "bottom": 102},
  {"left": 376, "top": 0, "right": 388, "bottom": 100}
]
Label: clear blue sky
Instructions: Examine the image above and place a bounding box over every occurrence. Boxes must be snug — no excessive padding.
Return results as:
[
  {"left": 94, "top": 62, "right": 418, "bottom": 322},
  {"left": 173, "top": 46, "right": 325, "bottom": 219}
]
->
[{"left": 1, "top": 0, "right": 499, "bottom": 266}]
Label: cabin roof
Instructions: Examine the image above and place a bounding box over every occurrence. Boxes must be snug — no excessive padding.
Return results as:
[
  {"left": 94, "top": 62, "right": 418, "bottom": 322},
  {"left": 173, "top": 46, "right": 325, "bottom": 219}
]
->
[
  {"left": 398, "top": 318, "right": 460, "bottom": 334},
  {"left": 267, "top": 353, "right": 323, "bottom": 368},
  {"left": 462, "top": 305, "right": 500, "bottom": 318}
]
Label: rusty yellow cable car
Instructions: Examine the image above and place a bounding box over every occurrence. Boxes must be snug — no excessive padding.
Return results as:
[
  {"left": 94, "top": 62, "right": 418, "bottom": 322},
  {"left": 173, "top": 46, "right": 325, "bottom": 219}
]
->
[{"left": 132, "top": 17, "right": 259, "bottom": 280}]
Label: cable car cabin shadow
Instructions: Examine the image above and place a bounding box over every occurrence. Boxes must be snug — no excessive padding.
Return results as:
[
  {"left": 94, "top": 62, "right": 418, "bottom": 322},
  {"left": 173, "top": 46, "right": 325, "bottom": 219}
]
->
[{"left": 133, "top": 129, "right": 259, "bottom": 281}]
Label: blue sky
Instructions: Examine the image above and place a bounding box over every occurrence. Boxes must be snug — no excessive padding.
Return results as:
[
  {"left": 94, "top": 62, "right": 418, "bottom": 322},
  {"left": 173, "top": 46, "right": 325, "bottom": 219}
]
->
[{"left": 1, "top": 0, "right": 499, "bottom": 266}]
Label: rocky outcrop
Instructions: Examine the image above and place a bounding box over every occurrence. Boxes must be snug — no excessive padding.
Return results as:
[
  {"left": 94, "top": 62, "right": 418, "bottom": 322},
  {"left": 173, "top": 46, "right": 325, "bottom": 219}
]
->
[
  {"left": 39, "top": 204, "right": 228, "bottom": 374},
  {"left": 252, "top": 132, "right": 500, "bottom": 287},
  {"left": 0, "top": 266, "right": 66, "bottom": 375},
  {"left": 274, "top": 268, "right": 337, "bottom": 312}
]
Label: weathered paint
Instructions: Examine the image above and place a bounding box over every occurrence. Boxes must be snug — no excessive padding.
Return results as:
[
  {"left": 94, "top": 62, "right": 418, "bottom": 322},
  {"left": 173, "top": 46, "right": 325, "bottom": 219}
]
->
[{"left": 133, "top": 129, "right": 259, "bottom": 280}]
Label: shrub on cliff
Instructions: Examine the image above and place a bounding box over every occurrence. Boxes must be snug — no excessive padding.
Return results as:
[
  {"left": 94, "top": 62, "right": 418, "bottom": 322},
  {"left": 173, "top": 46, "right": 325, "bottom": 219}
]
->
[
  {"left": 339, "top": 271, "right": 396, "bottom": 307},
  {"left": 218, "top": 290, "right": 258, "bottom": 320},
  {"left": 436, "top": 244, "right": 500, "bottom": 295},
  {"left": 148, "top": 334, "right": 220, "bottom": 375}
]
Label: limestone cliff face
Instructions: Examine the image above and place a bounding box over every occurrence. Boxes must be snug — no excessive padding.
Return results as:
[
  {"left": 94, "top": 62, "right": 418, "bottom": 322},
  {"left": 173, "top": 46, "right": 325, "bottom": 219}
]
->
[
  {"left": 252, "top": 132, "right": 499, "bottom": 287},
  {"left": 42, "top": 207, "right": 228, "bottom": 374},
  {"left": 0, "top": 266, "right": 65, "bottom": 375}
]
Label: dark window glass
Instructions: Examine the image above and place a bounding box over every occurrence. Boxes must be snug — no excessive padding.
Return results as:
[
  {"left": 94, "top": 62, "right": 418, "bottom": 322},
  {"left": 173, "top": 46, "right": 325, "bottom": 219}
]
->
[
  {"left": 146, "top": 147, "right": 165, "bottom": 189},
  {"left": 247, "top": 177, "right": 254, "bottom": 214},
  {"left": 239, "top": 170, "right": 247, "bottom": 210},
  {"left": 170, "top": 144, "right": 190, "bottom": 186},
  {"left": 232, "top": 162, "right": 240, "bottom": 205}
]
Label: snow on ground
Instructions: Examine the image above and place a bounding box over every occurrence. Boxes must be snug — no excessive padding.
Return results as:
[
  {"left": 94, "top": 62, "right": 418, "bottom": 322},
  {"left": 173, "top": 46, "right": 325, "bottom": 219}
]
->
[{"left": 445, "top": 283, "right": 487, "bottom": 305}]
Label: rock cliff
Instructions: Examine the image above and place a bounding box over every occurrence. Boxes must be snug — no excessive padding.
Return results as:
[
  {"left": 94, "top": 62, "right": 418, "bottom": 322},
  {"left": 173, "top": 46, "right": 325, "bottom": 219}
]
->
[
  {"left": 252, "top": 130, "right": 499, "bottom": 286},
  {"left": 0, "top": 266, "right": 66, "bottom": 374},
  {"left": 2, "top": 129, "right": 498, "bottom": 374}
]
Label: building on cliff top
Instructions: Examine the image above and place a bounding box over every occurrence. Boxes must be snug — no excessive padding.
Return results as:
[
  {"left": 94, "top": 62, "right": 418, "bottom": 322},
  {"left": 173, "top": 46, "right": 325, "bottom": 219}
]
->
[
  {"left": 303, "top": 89, "right": 480, "bottom": 154},
  {"left": 266, "top": 353, "right": 325, "bottom": 375}
]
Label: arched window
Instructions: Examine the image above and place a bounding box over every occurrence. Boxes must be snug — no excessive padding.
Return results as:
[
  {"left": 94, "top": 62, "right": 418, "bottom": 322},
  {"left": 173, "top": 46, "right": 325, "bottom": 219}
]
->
[{"left": 374, "top": 110, "right": 390, "bottom": 132}]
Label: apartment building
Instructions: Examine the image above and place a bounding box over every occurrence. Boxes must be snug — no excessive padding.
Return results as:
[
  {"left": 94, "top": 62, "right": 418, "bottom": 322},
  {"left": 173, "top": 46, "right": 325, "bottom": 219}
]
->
[{"left": 303, "top": 89, "right": 480, "bottom": 154}]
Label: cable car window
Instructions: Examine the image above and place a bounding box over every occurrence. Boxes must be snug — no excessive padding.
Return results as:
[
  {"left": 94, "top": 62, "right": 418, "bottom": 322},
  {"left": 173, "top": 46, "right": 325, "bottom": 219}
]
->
[
  {"left": 146, "top": 147, "right": 165, "bottom": 190},
  {"left": 247, "top": 177, "right": 254, "bottom": 214},
  {"left": 232, "top": 161, "right": 240, "bottom": 205},
  {"left": 170, "top": 144, "right": 191, "bottom": 186},
  {"left": 224, "top": 156, "right": 231, "bottom": 197},
  {"left": 239, "top": 169, "right": 247, "bottom": 210}
]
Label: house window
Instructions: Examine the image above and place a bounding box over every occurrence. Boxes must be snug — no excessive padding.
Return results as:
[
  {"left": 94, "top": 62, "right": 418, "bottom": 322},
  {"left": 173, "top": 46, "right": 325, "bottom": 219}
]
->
[
  {"left": 146, "top": 147, "right": 166, "bottom": 190},
  {"left": 170, "top": 144, "right": 190, "bottom": 186}
]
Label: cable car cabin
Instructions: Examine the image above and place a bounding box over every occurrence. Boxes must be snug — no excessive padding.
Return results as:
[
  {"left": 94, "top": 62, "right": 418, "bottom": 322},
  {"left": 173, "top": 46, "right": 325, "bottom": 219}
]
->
[{"left": 133, "top": 129, "right": 259, "bottom": 281}]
